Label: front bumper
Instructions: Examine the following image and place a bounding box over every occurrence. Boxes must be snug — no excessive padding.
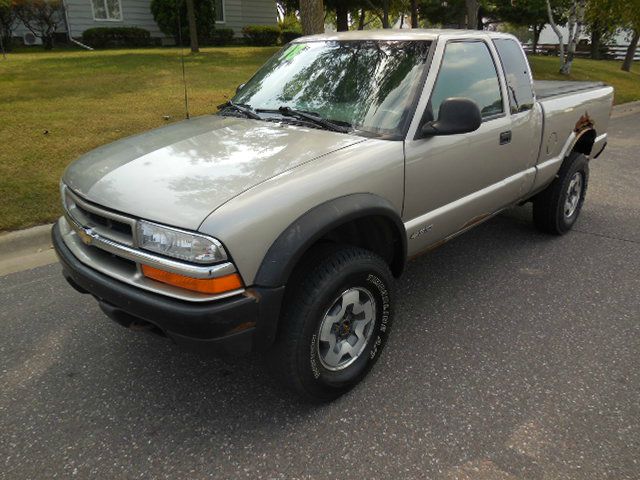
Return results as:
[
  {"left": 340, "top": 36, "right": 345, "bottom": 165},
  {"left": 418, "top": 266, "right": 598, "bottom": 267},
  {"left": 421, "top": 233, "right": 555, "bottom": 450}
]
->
[{"left": 52, "top": 222, "right": 284, "bottom": 355}]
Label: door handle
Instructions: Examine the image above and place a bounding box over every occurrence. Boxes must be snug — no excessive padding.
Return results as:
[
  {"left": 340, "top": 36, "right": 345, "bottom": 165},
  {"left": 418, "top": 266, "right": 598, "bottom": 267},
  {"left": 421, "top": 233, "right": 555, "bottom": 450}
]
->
[{"left": 499, "top": 130, "right": 512, "bottom": 145}]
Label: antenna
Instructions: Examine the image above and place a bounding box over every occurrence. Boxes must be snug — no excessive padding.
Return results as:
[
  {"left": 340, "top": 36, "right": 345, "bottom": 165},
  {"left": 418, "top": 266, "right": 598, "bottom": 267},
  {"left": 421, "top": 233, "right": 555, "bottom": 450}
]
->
[{"left": 176, "top": 4, "right": 190, "bottom": 119}]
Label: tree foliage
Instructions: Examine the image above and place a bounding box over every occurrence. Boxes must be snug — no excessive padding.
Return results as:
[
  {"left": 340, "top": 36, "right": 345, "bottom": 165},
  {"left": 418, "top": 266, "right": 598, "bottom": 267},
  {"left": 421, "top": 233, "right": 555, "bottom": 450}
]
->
[
  {"left": 12, "top": 0, "right": 63, "bottom": 50},
  {"left": 0, "top": 0, "right": 15, "bottom": 51},
  {"left": 150, "top": 0, "right": 216, "bottom": 45}
]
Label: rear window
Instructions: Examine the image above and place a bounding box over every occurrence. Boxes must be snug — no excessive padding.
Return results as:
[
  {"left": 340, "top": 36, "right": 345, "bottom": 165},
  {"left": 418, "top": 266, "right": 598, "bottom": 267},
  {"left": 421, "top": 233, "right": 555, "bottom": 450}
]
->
[{"left": 493, "top": 39, "right": 535, "bottom": 114}]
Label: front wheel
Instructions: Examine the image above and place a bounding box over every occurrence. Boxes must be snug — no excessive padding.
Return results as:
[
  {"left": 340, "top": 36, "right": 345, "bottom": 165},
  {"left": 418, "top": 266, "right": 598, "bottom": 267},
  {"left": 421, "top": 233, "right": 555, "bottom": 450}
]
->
[
  {"left": 267, "top": 246, "right": 394, "bottom": 402},
  {"left": 533, "top": 151, "right": 589, "bottom": 235}
]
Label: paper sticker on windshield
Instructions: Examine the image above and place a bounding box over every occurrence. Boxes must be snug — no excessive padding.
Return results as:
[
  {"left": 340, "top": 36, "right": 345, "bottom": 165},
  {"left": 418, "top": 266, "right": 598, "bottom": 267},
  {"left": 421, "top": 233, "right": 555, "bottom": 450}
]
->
[{"left": 283, "top": 43, "right": 306, "bottom": 61}]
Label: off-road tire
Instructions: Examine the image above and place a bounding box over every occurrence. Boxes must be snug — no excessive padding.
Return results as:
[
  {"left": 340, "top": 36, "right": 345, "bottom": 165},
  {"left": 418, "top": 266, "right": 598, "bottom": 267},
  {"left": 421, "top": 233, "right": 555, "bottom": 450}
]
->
[
  {"left": 267, "top": 245, "right": 394, "bottom": 402},
  {"left": 533, "top": 151, "right": 589, "bottom": 235}
]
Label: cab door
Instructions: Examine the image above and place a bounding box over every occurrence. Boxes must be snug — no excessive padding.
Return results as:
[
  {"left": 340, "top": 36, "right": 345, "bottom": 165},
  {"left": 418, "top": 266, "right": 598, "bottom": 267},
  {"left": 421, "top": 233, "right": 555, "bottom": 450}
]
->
[
  {"left": 492, "top": 37, "right": 543, "bottom": 194},
  {"left": 403, "top": 39, "right": 531, "bottom": 256}
]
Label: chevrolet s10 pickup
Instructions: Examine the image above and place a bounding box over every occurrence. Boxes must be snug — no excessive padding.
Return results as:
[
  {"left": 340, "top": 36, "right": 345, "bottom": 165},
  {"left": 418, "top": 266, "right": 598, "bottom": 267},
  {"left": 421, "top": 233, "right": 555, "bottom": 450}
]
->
[{"left": 53, "top": 30, "right": 613, "bottom": 401}]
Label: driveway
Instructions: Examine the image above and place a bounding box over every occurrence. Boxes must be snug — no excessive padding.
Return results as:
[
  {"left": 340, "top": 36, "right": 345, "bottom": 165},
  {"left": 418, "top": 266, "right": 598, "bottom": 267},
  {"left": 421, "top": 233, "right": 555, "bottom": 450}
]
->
[{"left": 1, "top": 110, "right": 638, "bottom": 479}]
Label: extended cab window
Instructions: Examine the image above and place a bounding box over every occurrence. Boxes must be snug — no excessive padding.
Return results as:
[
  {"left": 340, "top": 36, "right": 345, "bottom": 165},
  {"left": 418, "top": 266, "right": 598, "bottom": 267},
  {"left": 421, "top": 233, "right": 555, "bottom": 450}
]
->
[
  {"left": 493, "top": 38, "right": 535, "bottom": 114},
  {"left": 429, "top": 41, "right": 503, "bottom": 120}
]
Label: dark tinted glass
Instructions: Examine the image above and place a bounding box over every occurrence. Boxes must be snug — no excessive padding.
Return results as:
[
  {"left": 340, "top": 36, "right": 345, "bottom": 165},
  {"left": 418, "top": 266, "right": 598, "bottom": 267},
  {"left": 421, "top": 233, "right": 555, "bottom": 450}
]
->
[
  {"left": 493, "top": 38, "right": 534, "bottom": 114},
  {"left": 429, "top": 41, "right": 503, "bottom": 120}
]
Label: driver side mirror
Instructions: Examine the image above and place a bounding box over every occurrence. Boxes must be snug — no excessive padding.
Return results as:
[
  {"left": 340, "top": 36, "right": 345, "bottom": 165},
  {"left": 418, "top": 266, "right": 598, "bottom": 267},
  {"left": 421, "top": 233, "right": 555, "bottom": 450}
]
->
[{"left": 421, "top": 97, "right": 482, "bottom": 136}]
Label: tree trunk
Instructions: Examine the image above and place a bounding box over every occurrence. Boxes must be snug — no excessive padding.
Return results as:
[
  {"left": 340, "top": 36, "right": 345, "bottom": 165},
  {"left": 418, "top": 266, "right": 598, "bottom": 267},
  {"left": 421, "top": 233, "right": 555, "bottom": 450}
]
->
[
  {"left": 43, "top": 34, "right": 54, "bottom": 50},
  {"left": 382, "top": 0, "right": 390, "bottom": 28},
  {"left": 546, "top": 0, "right": 565, "bottom": 68},
  {"left": 532, "top": 24, "right": 542, "bottom": 55},
  {"left": 465, "top": 0, "right": 478, "bottom": 29},
  {"left": 358, "top": 9, "right": 366, "bottom": 30},
  {"left": 336, "top": 3, "right": 348, "bottom": 31},
  {"left": 560, "top": 0, "right": 585, "bottom": 75},
  {"left": 185, "top": 0, "right": 199, "bottom": 53},
  {"left": 590, "top": 22, "right": 602, "bottom": 60},
  {"left": 411, "top": 0, "right": 418, "bottom": 28},
  {"left": 622, "top": 29, "right": 639, "bottom": 72},
  {"left": 300, "top": 0, "right": 325, "bottom": 35}
]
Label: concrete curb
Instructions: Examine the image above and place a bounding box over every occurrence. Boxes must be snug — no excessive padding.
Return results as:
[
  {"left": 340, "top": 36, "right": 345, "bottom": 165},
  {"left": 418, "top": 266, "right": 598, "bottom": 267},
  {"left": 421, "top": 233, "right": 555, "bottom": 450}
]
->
[
  {"left": 611, "top": 100, "right": 640, "bottom": 118},
  {"left": 0, "top": 224, "right": 56, "bottom": 276},
  {"left": 0, "top": 224, "right": 53, "bottom": 256}
]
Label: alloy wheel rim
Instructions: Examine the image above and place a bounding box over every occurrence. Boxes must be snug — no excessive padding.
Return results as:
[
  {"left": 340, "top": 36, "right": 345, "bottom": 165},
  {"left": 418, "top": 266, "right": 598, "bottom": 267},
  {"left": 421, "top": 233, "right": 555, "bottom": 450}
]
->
[
  {"left": 317, "top": 287, "right": 377, "bottom": 371},
  {"left": 564, "top": 172, "right": 583, "bottom": 219}
]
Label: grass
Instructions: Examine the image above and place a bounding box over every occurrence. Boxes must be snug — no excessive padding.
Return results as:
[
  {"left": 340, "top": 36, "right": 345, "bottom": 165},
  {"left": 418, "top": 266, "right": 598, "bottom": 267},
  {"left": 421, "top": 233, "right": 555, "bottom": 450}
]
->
[
  {"left": 0, "top": 48, "right": 638, "bottom": 231},
  {"left": 0, "top": 46, "right": 279, "bottom": 232},
  {"left": 528, "top": 55, "right": 640, "bottom": 105}
]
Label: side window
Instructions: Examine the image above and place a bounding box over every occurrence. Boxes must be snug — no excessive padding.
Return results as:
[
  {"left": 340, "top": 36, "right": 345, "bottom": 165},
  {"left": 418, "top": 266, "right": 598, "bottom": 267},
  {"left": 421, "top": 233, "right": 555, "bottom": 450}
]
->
[
  {"left": 215, "top": 0, "right": 225, "bottom": 22},
  {"left": 91, "top": 0, "right": 122, "bottom": 20},
  {"left": 429, "top": 41, "right": 503, "bottom": 121},
  {"left": 493, "top": 39, "right": 535, "bottom": 114}
]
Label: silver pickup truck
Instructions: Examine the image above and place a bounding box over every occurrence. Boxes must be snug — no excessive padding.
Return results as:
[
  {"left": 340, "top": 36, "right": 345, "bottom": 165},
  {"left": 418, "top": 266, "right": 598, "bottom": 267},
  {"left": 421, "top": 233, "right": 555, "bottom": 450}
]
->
[{"left": 53, "top": 30, "right": 613, "bottom": 401}]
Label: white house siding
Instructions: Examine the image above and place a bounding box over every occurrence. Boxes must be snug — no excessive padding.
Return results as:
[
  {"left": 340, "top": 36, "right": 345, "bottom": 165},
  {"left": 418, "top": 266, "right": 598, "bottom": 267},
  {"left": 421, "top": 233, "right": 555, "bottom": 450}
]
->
[
  {"left": 65, "top": 0, "right": 163, "bottom": 38},
  {"left": 12, "top": 0, "right": 276, "bottom": 42},
  {"left": 221, "top": 0, "right": 277, "bottom": 35}
]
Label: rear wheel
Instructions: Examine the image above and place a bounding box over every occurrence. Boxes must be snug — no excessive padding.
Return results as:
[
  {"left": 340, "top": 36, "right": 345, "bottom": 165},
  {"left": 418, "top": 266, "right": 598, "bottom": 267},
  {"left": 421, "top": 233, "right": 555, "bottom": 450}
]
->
[
  {"left": 267, "top": 246, "right": 394, "bottom": 402},
  {"left": 533, "top": 151, "right": 589, "bottom": 235}
]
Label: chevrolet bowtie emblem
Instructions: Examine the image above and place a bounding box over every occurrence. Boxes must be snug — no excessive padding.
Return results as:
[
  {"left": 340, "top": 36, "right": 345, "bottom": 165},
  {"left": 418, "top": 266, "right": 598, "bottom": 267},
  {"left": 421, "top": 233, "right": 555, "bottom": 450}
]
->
[{"left": 78, "top": 228, "right": 94, "bottom": 245}]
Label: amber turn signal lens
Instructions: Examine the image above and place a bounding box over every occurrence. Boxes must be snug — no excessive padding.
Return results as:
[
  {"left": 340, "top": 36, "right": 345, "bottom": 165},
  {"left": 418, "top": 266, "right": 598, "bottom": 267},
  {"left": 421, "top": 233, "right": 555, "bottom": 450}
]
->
[{"left": 141, "top": 265, "right": 243, "bottom": 294}]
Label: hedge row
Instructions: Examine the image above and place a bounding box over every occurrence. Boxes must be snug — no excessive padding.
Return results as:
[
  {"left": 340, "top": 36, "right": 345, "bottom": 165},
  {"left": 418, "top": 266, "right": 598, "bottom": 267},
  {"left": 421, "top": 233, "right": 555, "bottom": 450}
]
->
[
  {"left": 242, "top": 25, "right": 303, "bottom": 46},
  {"left": 81, "top": 25, "right": 303, "bottom": 49},
  {"left": 82, "top": 27, "right": 151, "bottom": 48}
]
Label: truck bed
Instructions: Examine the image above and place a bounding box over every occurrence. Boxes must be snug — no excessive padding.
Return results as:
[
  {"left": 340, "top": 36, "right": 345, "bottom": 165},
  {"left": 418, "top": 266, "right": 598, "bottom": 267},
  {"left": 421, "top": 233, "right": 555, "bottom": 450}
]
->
[{"left": 534, "top": 80, "right": 606, "bottom": 100}]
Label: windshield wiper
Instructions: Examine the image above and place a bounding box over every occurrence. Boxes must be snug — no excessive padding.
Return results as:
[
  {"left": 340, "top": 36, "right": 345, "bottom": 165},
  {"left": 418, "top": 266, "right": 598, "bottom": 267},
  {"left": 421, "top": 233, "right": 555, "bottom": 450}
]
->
[
  {"left": 258, "top": 106, "right": 352, "bottom": 133},
  {"left": 217, "top": 100, "right": 262, "bottom": 120}
]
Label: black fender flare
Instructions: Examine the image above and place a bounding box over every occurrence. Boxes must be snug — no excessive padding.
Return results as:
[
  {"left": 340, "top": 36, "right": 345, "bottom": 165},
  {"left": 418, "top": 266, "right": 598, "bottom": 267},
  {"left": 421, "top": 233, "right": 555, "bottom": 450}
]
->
[{"left": 254, "top": 193, "right": 407, "bottom": 288}]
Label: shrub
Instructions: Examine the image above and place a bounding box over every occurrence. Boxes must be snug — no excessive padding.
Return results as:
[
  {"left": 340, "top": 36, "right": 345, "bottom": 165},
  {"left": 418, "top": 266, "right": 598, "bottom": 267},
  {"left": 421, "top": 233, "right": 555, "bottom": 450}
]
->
[
  {"left": 281, "top": 28, "right": 302, "bottom": 44},
  {"left": 150, "top": 0, "right": 216, "bottom": 45},
  {"left": 12, "top": 0, "right": 64, "bottom": 50},
  {"left": 0, "top": 0, "right": 15, "bottom": 51},
  {"left": 212, "top": 27, "right": 234, "bottom": 46},
  {"left": 82, "top": 27, "right": 151, "bottom": 48},
  {"left": 242, "top": 25, "right": 279, "bottom": 46}
]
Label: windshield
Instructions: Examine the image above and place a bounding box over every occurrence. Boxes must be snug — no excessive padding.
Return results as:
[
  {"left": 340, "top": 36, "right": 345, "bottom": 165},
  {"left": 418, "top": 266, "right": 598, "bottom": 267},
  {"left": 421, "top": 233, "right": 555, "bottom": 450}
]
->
[{"left": 232, "top": 40, "right": 432, "bottom": 137}]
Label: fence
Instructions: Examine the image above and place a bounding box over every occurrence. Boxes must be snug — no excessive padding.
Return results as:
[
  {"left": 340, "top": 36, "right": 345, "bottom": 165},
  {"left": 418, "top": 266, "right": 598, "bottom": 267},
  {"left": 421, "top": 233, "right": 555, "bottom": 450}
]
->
[{"left": 523, "top": 43, "right": 640, "bottom": 61}]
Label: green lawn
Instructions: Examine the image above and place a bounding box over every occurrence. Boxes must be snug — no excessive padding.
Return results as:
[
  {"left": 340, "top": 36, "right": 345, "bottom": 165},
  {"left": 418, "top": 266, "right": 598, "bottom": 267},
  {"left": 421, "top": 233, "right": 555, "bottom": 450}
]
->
[
  {"left": 0, "top": 46, "right": 279, "bottom": 232},
  {"left": 0, "top": 48, "right": 638, "bottom": 232},
  {"left": 528, "top": 55, "right": 640, "bottom": 105}
]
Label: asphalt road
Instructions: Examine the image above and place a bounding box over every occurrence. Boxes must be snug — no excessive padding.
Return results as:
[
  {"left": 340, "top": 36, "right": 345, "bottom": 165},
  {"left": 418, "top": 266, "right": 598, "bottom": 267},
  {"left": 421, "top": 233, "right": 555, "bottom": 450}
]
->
[{"left": 1, "top": 111, "right": 639, "bottom": 480}]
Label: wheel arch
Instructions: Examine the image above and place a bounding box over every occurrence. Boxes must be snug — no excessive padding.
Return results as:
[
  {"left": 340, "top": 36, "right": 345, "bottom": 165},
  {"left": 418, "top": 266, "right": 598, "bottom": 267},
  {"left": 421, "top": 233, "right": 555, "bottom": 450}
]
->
[
  {"left": 253, "top": 194, "right": 407, "bottom": 288},
  {"left": 570, "top": 113, "right": 597, "bottom": 157},
  {"left": 572, "top": 128, "right": 597, "bottom": 156}
]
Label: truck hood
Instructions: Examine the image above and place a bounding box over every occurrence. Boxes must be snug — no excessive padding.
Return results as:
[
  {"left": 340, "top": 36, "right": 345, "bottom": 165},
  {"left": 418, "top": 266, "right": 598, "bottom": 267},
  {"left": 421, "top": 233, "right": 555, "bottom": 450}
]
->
[{"left": 64, "top": 115, "right": 365, "bottom": 230}]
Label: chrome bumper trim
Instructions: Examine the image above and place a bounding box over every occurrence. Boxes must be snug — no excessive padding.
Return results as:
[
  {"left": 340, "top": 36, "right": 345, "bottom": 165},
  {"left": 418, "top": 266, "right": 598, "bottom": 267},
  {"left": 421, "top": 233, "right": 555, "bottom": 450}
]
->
[
  {"left": 64, "top": 212, "right": 236, "bottom": 279},
  {"left": 59, "top": 217, "right": 244, "bottom": 302}
]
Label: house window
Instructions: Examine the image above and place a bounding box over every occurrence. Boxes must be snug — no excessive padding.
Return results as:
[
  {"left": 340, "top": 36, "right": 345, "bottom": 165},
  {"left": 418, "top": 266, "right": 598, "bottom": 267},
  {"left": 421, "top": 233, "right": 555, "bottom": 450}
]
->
[
  {"left": 91, "top": 0, "right": 122, "bottom": 21},
  {"left": 215, "top": 0, "right": 225, "bottom": 22}
]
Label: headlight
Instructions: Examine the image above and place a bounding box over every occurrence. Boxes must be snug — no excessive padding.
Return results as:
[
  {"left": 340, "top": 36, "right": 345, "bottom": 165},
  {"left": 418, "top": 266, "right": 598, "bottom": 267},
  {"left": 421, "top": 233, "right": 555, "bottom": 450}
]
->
[{"left": 137, "top": 220, "right": 227, "bottom": 264}]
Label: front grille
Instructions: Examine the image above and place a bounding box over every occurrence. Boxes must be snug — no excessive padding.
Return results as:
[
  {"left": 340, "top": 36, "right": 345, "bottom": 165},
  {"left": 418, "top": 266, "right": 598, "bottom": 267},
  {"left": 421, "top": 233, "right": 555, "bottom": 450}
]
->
[
  {"left": 59, "top": 184, "right": 242, "bottom": 302},
  {"left": 75, "top": 203, "right": 132, "bottom": 237},
  {"left": 63, "top": 187, "right": 136, "bottom": 246}
]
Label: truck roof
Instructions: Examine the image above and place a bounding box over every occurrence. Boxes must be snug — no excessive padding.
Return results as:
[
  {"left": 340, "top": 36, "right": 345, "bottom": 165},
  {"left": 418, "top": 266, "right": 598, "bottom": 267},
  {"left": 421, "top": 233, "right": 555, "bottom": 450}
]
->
[{"left": 293, "top": 29, "right": 516, "bottom": 43}]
